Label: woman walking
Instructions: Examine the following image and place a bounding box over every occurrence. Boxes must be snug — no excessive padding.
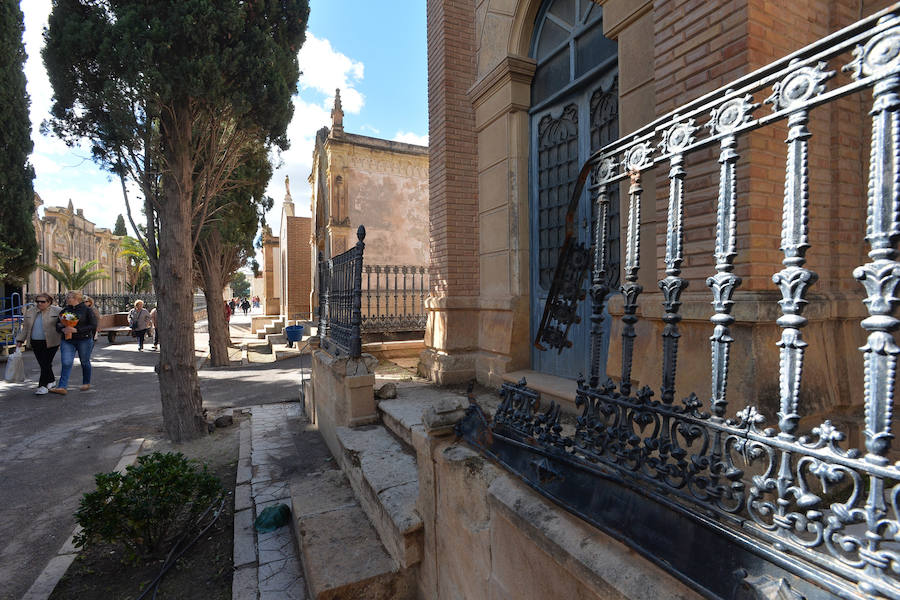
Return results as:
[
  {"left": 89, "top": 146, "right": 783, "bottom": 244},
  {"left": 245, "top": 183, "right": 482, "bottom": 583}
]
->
[
  {"left": 128, "top": 300, "right": 152, "bottom": 351},
  {"left": 51, "top": 290, "right": 98, "bottom": 395},
  {"left": 83, "top": 296, "right": 101, "bottom": 353},
  {"left": 149, "top": 306, "right": 159, "bottom": 350},
  {"left": 15, "top": 293, "right": 62, "bottom": 395}
]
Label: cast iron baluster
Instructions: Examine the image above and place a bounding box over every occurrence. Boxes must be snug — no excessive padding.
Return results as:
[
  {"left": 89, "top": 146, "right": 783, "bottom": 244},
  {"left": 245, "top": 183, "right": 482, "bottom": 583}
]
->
[
  {"left": 403, "top": 266, "right": 409, "bottom": 321},
  {"left": 317, "top": 252, "right": 324, "bottom": 338},
  {"left": 420, "top": 267, "right": 426, "bottom": 328},
  {"left": 589, "top": 158, "right": 615, "bottom": 389},
  {"left": 706, "top": 95, "right": 756, "bottom": 420},
  {"left": 766, "top": 61, "right": 831, "bottom": 541},
  {"left": 705, "top": 95, "right": 755, "bottom": 506},
  {"left": 847, "top": 21, "right": 900, "bottom": 595},
  {"left": 620, "top": 143, "right": 651, "bottom": 397},
  {"left": 365, "top": 265, "right": 372, "bottom": 329},
  {"left": 320, "top": 253, "right": 330, "bottom": 341},
  {"left": 394, "top": 265, "right": 400, "bottom": 323},
  {"left": 767, "top": 64, "right": 830, "bottom": 437},
  {"left": 658, "top": 119, "right": 695, "bottom": 404},
  {"left": 350, "top": 226, "right": 365, "bottom": 358},
  {"left": 375, "top": 265, "right": 382, "bottom": 326}
]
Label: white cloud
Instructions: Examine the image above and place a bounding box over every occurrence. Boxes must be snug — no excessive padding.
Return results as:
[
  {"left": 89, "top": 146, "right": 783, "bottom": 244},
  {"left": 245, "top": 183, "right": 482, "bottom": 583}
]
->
[
  {"left": 21, "top": 1, "right": 54, "bottom": 138},
  {"left": 38, "top": 176, "right": 134, "bottom": 234},
  {"left": 20, "top": 5, "right": 362, "bottom": 239},
  {"left": 297, "top": 33, "right": 365, "bottom": 114},
  {"left": 264, "top": 33, "right": 370, "bottom": 225},
  {"left": 393, "top": 131, "right": 429, "bottom": 146}
]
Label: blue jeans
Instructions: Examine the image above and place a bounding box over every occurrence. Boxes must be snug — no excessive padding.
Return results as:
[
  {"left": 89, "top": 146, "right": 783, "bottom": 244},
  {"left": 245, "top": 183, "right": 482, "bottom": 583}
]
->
[{"left": 59, "top": 337, "right": 93, "bottom": 388}]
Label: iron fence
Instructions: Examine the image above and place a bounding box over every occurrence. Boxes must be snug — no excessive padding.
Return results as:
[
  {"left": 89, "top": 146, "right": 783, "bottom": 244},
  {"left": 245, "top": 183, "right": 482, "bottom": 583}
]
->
[
  {"left": 459, "top": 5, "right": 900, "bottom": 599},
  {"left": 26, "top": 293, "right": 157, "bottom": 314},
  {"left": 318, "top": 226, "right": 365, "bottom": 357},
  {"left": 361, "top": 264, "right": 428, "bottom": 333}
]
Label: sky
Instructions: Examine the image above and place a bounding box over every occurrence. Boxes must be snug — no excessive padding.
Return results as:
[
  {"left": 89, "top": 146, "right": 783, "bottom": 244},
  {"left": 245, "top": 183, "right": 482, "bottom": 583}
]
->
[{"left": 20, "top": 0, "right": 428, "bottom": 238}]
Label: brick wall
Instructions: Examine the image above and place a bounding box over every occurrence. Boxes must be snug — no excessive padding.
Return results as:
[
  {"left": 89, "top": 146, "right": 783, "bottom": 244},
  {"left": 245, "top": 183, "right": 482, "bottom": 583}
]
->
[
  {"left": 284, "top": 216, "right": 312, "bottom": 320},
  {"left": 427, "top": 0, "right": 479, "bottom": 297},
  {"left": 653, "top": 0, "right": 885, "bottom": 293}
]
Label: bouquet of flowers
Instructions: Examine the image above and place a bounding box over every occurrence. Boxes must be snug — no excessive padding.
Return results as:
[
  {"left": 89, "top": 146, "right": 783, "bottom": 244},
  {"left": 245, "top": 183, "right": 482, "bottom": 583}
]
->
[{"left": 60, "top": 311, "right": 79, "bottom": 340}]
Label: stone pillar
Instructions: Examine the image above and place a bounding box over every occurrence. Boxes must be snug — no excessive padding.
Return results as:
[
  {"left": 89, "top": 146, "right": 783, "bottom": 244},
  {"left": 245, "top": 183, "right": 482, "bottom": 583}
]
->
[
  {"left": 262, "top": 232, "right": 280, "bottom": 315},
  {"left": 421, "top": 0, "right": 480, "bottom": 384}
]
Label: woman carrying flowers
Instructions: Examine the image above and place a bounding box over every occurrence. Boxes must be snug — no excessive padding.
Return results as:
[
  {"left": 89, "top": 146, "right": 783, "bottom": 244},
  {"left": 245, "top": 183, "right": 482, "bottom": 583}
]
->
[
  {"left": 15, "top": 293, "right": 62, "bottom": 394},
  {"left": 51, "top": 290, "right": 98, "bottom": 395}
]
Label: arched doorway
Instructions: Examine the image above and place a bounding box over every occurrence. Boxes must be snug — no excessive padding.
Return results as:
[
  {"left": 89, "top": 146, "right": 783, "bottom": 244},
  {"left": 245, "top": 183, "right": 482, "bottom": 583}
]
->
[{"left": 529, "top": 0, "right": 618, "bottom": 379}]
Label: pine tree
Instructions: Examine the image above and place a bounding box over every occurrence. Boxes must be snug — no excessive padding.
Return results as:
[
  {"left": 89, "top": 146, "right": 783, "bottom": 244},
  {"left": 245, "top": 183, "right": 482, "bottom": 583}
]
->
[
  {"left": 0, "top": 1, "right": 37, "bottom": 286},
  {"left": 113, "top": 214, "right": 127, "bottom": 236},
  {"left": 44, "top": 0, "right": 309, "bottom": 441}
]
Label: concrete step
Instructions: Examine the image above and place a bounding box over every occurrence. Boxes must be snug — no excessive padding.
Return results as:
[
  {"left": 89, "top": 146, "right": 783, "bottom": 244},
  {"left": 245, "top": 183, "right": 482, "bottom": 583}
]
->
[
  {"left": 265, "top": 320, "right": 284, "bottom": 335},
  {"left": 334, "top": 425, "right": 423, "bottom": 569},
  {"left": 265, "top": 332, "right": 287, "bottom": 346},
  {"left": 291, "top": 469, "right": 414, "bottom": 599}
]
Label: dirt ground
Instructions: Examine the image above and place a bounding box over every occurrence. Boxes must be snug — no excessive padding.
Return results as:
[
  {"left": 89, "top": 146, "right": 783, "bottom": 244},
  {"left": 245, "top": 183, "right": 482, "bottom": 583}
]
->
[{"left": 48, "top": 416, "right": 243, "bottom": 600}]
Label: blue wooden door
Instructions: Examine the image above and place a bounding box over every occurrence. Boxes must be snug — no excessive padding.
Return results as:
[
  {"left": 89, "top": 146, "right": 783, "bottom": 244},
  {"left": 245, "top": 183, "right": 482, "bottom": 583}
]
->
[{"left": 529, "top": 0, "right": 618, "bottom": 380}]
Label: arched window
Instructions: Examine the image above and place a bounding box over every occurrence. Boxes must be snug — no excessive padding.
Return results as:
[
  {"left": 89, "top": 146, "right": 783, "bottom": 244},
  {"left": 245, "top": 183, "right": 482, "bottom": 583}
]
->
[{"left": 529, "top": 0, "right": 618, "bottom": 379}]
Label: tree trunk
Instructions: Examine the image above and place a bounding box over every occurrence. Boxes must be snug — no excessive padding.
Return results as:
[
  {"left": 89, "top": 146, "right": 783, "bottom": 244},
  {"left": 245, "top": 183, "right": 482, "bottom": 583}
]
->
[
  {"left": 156, "top": 106, "right": 207, "bottom": 442},
  {"left": 202, "top": 264, "right": 232, "bottom": 367}
]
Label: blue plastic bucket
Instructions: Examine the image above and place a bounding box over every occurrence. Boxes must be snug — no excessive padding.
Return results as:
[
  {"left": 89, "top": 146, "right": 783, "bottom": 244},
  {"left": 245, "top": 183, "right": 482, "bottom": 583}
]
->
[{"left": 284, "top": 325, "right": 304, "bottom": 342}]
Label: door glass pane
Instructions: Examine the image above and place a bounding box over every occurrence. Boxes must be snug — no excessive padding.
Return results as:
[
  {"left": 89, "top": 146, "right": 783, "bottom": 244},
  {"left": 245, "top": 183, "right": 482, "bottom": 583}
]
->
[
  {"left": 537, "top": 103, "right": 579, "bottom": 290},
  {"left": 547, "top": 0, "right": 575, "bottom": 27},
  {"left": 575, "top": 20, "right": 617, "bottom": 79},
  {"left": 579, "top": 0, "right": 596, "bottom": 23},
  {"left": 532, "top": 47, "right": 570, "bottom": 105},
  {"left": 536, "top": 18, "right": 570, "bottom": 60}
]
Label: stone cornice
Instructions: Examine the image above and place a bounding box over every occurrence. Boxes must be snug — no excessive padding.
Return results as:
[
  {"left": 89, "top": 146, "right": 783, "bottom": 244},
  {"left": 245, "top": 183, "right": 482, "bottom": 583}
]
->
[
  {"left": 468, "top": 54, "right": 536, "bottom": 113},
  {"left": 598, "top": 0, "right": 652, "bottom": 40}
]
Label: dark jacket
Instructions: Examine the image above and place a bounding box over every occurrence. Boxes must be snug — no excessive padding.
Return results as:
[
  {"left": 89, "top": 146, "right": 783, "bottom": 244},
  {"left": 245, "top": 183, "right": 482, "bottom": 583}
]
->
[{"left": 56, "top": 302, "right": 98, "bottom": 341}]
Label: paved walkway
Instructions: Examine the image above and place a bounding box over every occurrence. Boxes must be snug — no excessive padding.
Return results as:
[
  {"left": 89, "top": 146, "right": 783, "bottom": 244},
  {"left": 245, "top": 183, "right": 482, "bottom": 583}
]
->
[
  {"left": 0, "top": 315, "right": 308, "bottom": 600},
  {"left": 233, "top": 403, "right": 310, "bottom": 600}
]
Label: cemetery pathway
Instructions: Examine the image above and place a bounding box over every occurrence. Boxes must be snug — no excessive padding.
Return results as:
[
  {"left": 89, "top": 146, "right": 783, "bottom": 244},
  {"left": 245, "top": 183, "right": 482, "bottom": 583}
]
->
[{"left": 0, "top": 318, "right": 305, "bottom": 600}]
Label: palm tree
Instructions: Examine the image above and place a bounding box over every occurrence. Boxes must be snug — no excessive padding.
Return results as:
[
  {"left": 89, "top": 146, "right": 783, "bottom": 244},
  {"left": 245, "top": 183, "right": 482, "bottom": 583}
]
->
[
  {"left": 38, "top": 252, "right": 109, "bottom": 291},
  {"left": 118, "top": 236, "right": 152, "bottom": 292}
]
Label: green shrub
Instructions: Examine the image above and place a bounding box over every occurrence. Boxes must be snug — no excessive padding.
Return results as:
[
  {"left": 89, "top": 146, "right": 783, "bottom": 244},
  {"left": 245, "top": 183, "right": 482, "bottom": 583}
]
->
[{"left": 73, "top": 452, "right": 223, "bottom": 562}]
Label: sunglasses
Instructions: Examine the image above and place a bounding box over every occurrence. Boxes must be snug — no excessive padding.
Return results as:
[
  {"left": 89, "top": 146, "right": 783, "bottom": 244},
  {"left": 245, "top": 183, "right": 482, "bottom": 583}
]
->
[{"left": 36, "top": 300, "right": 49, "bottom": 304}]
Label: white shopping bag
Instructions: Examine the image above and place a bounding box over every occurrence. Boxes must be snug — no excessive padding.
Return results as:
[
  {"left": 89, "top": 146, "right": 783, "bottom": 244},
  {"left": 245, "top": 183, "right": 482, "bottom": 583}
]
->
[{"left": 4, "top": 349, "right": 25, "bottom": 383}]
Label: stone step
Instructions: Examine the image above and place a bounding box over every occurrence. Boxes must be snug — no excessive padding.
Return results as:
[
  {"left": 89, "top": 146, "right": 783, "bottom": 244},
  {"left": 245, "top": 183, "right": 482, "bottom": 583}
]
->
[
  {"left": 291, "top": 469, "right": 414, "bottom": 599},
  {"left": 265, "top": 332, "right": 287, "bottom": 346},
  {"left": 334, "top": 425, "right": 423, "bottom": 569}
]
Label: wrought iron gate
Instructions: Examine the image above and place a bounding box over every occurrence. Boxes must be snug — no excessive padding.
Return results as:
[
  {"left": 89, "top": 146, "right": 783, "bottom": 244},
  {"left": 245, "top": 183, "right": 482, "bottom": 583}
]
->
[{"left": 459, "top": 5, "right": 900, "bottom": 598}]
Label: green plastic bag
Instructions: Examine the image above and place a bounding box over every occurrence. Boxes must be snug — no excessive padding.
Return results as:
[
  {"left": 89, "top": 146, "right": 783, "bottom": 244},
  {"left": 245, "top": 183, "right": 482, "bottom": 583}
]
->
[{"left": 254, "top": 503, "right": 291, "bottom": 533}]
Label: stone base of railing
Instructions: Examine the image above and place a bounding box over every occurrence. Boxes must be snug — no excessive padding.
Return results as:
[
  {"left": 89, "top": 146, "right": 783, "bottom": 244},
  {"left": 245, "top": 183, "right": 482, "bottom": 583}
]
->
[
  {"left": 309, "top": 347, "right": 379, "bottom": 461},
  {"left": 417, "top": 348, "right": 478, "bottom": 385}
]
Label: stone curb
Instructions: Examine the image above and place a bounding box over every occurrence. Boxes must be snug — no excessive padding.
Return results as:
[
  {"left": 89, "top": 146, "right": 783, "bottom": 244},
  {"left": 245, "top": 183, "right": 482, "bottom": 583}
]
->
[
  {"left": 233, "top": 418, "right": 258, "bottom": 600},
  {"left": 20, "top": 437, "right": 146, "bottom": 600}
]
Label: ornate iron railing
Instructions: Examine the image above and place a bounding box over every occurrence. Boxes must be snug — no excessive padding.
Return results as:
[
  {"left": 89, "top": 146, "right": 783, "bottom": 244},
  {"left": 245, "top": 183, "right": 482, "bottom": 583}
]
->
[
  {"left": 361, "top": 264, "right": 428, "bottom": 333},
  {"left": 459, "top": 5, "right": 900, "bottom": 599},
  {"left": 318, "top": 226, "right": 365, "bottom": 357}
]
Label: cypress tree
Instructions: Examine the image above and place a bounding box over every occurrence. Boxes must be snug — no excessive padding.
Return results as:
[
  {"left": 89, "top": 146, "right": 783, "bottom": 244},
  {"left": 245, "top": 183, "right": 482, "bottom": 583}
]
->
[
  {"left": 0, "top": 1, "right": 37, "bottom": 286},
  {"left": 113, "top": 214, "right": 127, "bottom": 236},
  {"left": 44, "top": 0, "right": 309, "bottom": 441}
]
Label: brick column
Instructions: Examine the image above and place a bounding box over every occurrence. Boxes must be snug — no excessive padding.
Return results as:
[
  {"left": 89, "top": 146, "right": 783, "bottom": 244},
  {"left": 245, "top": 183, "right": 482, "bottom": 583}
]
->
[
  {"left": 420, "top": 0, "right": 481, "bottom": 383},
  {"left": 262, "top": 234, "right": 280, "bottom": 316}
]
